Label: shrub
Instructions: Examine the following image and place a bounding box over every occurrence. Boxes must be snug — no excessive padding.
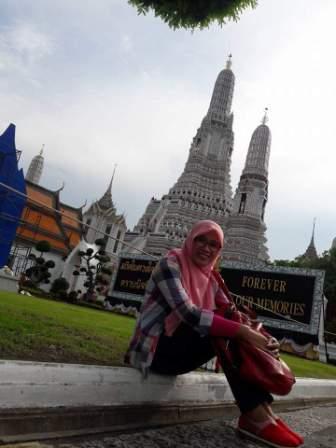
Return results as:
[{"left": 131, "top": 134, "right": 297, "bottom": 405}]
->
[
  {"left": 45, "top": 260, "right": 56, "bottom": 269},
  {"left": 51, "top": 277, "right": 70, "bottom": 293},
  {"left": 67, "top": 290, "right": 78, "bottom": 303},
  {"left": 56, "top": 290, "right": 68, "bottom": 300},
  {"left": 25, "top": 240, "right": 55, "bottom": 286},
  {"left": 35, "top": 240, "right": 51, "bottom": 253}
]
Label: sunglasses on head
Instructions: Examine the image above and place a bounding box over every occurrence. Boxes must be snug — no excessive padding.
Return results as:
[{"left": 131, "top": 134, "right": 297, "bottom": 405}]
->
[{"left": 194, "top": 235, "right": 221, "bottom": 251}]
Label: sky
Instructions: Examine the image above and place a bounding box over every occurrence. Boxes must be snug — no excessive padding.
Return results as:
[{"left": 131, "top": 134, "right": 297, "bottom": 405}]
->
[{"left": 1, "top": 0, "right": 335, "bottom": 261}]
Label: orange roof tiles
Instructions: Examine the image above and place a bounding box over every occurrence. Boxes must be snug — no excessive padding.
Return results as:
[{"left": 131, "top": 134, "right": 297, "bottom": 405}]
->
[
  {"left": 16, "top": 180, "right": 83, "bottom": 255},
  {"left": 26, "top": 184, "right": 54, "bottom": 208},
  {"left": 60, "top": 206, "right": 82, "bottom": 230}
]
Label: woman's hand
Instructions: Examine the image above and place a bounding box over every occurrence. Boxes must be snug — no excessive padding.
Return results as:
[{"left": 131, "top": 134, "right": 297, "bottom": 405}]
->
[
  {"left": 235, "top": 326, "right": 280, "bottom": 357},
  {"left": 235, "top": 325, "right": 269, "bottom": 350},
  {"left": 267, "top": 337, "right": 280, "bottom": 358}
]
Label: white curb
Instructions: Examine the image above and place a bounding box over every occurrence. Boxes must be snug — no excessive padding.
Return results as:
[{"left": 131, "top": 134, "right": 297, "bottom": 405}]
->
[{"left": 0, "top": 360, "right": 335, "bottom": 409}]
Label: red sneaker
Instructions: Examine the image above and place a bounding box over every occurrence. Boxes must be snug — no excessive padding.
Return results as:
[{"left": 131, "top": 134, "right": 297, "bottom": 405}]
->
[
  {"left": 276, "top": 418, "right": 304, "bottom": 445},
  {"left": 238, "top": 415, "right": 301, "bottom": 448}
]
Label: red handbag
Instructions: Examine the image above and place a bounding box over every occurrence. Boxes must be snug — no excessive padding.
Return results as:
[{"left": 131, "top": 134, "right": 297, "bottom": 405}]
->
[{"left": 212, "top": 271, "right": 296, "bottom": 396}]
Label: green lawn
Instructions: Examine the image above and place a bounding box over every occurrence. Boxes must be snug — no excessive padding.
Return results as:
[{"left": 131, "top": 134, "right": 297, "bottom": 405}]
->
[
  {"left": 281, "top": 352, "right": 336, "bottom": 380},
  {"left": 0, "top": 290, "right": 135, "bottom": 365},
  {"left": 0, "top": 290, "right": 336, "bottom": 379}
]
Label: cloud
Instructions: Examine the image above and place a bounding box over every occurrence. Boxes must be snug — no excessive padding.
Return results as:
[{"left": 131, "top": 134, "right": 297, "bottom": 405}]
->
[
  {"left": 1, "top": 0, "right": 336, "bottom": 262},
  {"left": 0, "top": 22, "right": 54, "bottom": 72},
  {"left": 120, "top": 34, "right": 133, "bottom": 53},
  {"left": 2, "top": 69, "right": 209, "bottom": 232}
]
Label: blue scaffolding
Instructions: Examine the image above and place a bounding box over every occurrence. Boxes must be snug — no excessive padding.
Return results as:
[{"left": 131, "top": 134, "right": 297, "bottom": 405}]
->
[{"left": 0, "top": 124, "right": 26, "bottom": 268}]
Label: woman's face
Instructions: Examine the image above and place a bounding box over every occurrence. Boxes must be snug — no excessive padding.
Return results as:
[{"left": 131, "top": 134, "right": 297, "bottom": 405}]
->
[{"left": 191, "top": 230, "right": 222, "bottom": 268}]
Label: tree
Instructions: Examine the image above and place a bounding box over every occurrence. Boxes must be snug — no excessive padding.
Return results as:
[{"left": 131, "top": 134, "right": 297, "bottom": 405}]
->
[
  {"left": 73, "top": 239, "right": 112, "bottom": 301},
  {"left": 274, "top": 249, "right": 336, "bottom": 308},
  {"left": 95, "top": 264, "right": 114, "bottom": 296},
  {"left": 274, "top": 249, "right": 336, "bottom": 342},
  {"left": 25, "top": 240, "right": 55, "bottom": 287},
  {"left": 128, "top": 0, "right": 257, "bottom": 30}
]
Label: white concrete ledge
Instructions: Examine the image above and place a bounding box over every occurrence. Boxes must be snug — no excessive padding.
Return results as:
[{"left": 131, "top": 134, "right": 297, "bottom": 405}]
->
[
  {"left": 0, "top": 275, "right": 18, "bottom": 293},
  {"left": 1, "top": 360, "right": 336, "bottom": 409}
]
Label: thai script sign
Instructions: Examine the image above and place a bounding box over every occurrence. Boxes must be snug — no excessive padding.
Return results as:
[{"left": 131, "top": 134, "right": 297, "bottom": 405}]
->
[{"left": 110, "top": 255, "right": 156, "bottom": 299}]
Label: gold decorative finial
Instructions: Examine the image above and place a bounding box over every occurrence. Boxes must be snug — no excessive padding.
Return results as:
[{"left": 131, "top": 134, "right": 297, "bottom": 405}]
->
[
  {"left": 262, "top": 107, "right": 269, "bottom": 125},
  {"left": 226, "top": 54, "right": 232, "bottom": 70}
]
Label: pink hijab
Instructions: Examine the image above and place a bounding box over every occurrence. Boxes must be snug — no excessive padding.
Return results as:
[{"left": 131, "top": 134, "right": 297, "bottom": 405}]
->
[{"left": 165, "top": 220, "right": 224, "bottom": 335}]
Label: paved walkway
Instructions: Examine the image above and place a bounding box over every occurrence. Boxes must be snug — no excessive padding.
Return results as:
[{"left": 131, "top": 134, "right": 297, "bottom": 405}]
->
[{"left": 4, "top": 404, "right": 336, "bottom": 448}]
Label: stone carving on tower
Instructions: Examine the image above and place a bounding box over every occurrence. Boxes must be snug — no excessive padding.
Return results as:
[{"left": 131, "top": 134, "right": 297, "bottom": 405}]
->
[
  {"left": 83, "top": 167, "right": 127, "bottom": 258},
  {"left": 26, "top": 146, "right": 44, "bottom": 185},
  {"left": 125, "top": 56, "right": 236, "bottom": 256},
  {"left": 222, "top": 110, "right": 271, "bottom": 264}
]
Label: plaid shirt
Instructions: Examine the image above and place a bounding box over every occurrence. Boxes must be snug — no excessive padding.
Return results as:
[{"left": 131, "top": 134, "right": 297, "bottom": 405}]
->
[{"left": 124, "top": 255, "right": 229, "bottom": 375}]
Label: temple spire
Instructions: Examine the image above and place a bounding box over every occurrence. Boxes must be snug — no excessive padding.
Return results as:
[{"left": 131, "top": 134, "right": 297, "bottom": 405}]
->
[
  {"left": 108, "top": 164, "right": 117, "bottom": 193},
  {"left": 226, "top": 53, "right": 232, "bottom": 70},
  {"left": 311, "top": 217, "right": 316, "bottom": 243},
  {"left": 303, "top": 218, "right": 318, "bottom": 260},
  {"left": 208, "top": 54, "right": 235, "bottom": 120},
  {"left": 26, "top": 146, "right": 45, "bottom": 185},
  {"left": 243, "top": 112, "right": 271, "bottom": 179},
  {"left": 97, "top": 165, "right": 117, "bottom": 210},
  {"left": 222, "top": 113, "right": 272, "bottom": 264}
]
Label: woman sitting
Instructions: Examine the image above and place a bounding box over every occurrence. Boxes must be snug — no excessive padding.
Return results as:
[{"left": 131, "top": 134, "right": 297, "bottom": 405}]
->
[{"left": 125, "top": 220, "right": 303, "bottom": 448}]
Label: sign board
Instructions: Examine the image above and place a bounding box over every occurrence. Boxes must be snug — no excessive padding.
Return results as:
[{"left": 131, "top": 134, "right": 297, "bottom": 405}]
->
[
  {"left": 220, "top": 261, "right": 324, "bottom": 336},
  {"left": 109, "top": 254, "right": 157, "bottom": 304},
  {"left": 109, "top": 254, "right": 324, "bottom": 336}
]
